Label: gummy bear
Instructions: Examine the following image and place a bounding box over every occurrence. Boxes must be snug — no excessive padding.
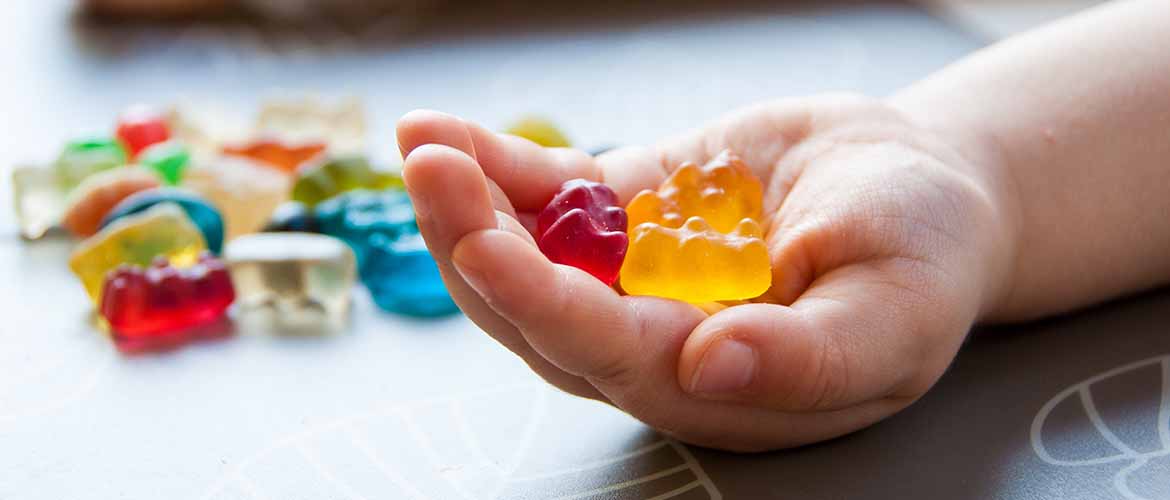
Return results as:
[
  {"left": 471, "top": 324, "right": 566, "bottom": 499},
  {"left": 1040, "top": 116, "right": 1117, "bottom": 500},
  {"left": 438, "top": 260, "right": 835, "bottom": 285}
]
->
[
  {"left": 255, "top": 96, "right": 366, "bottom": 156},
  {"left": 224, "top": 232, "right": 356, "bottom": 330},
  {"left": 116, "top": 105, "right": 171, "bottom": 160},
  {"left": 222, "top": 139, "right": 327, "bottom": 175},
  {"left": 362, "top": 232, "right": 459, "bottom": 317},
  {"left": 626, "top": 150, "right": 763, "bottom": 234},
  {"left": 291, "top": 157, "right": 404, "bottom": 207},
  {"left": 314, "top": 190, "right": 417, "bottom": 265},
  {"left": 312, "top": 190, "right": 457, "bottom": 316},
  {"left": 536, "top": 179, "right": 628, "bottom": 285},
  {"left": 619, "top": 217, "right": 772, "bottom": 303},
  {"left": 138, "top": 141, "right": 189, "bottom": 185},
  {"left": 100, "top": 188, "right": 226, "bottom": 254},
  {"left": 504, "top": 116, "right": 571, "bottom": 148},
  {"left": 11, "top": 166, "right": 69, "bottom": 239},
  {"left": 70, "top": 203, "right": 208, "bottom": 303},
  {"left": 62, "top": 167, "right": 160, "bottom": 237},
  {"left": 182, "top": 156, "right": 290, "bottom": 239},
  {"left": 265, "top": 201, "right": 316, "bottom": 233},
  {"left": 100, "top": 253, "right": 235, "bottom": 339},
  {"left": 54, "top": 138, "right": 128, "bottom": 188}
]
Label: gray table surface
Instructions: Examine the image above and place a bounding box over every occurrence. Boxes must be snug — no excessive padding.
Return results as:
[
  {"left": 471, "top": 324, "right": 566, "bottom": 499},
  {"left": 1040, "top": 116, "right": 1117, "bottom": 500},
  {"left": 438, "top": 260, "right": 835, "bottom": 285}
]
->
[{"left": 2, "top": 1, "right": 1168, "bottom": 499}]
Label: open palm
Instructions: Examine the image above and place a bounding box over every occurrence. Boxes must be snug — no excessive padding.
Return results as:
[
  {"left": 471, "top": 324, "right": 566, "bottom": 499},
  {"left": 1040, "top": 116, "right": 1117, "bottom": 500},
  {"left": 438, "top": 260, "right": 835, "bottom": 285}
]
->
[{"left": 396, "top": 94, "right": 1011, "bottom": 451}]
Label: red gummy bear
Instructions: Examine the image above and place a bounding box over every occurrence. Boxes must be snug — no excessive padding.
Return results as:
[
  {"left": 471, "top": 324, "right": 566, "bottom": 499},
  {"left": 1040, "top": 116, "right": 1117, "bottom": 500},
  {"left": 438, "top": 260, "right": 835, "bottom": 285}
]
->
[
  {"left": 536, "top": 179, "right": 629, "bottom": 285},
  {"left": 99, "top": 252, "right": 235, "bottom": 339},
  {"left": 115, "top": 106, "right": 171, "bottom": 160}
]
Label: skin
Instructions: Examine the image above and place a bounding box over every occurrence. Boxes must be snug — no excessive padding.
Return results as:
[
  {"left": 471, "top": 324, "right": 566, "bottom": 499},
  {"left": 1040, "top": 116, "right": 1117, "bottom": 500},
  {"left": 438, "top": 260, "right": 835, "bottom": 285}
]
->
[
  {"left": 88, "top": 0, "right": 1170, "bottom": 450},
  {"left": 397, "top": 0, "right": 1170, "bottom": 451}
]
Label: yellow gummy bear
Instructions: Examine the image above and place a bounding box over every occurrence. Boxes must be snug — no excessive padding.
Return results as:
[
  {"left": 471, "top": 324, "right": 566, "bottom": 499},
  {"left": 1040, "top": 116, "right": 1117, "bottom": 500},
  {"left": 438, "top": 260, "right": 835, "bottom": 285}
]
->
[
  {"left": 68, "top": 202, "right": 208, "bottom": 304},
  {"left": 504, "top": 116, "right": 571, "bottom": 148},
  {"left": 626, "top": 150, "right": 763, "bottom": 234},
  {"left": 620, "top": 216, "right": 772, "bottom": 303}
]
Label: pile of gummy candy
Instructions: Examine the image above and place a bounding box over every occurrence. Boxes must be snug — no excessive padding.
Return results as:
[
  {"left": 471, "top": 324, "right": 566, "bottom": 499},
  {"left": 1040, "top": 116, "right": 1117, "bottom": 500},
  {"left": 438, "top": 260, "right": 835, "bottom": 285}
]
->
[
  {"left": 536, "top": 150, "right": 772, "bottom": 304},
  {"left": 11, "top": 98, "right": 570, "bottom": 348},
  {"left": 10, "top": 95, "right": 776, "bottom": 350}
]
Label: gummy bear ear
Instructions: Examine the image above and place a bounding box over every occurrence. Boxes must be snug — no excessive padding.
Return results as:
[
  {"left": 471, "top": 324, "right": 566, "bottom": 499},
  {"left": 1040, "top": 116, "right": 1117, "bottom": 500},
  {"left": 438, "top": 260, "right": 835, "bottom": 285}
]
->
[
  {"left": 681, "top": 216, "right": 714, "bottom": 232},
  {"left": 669, "top": 163, "right": 703, "bottom": 187},
  {"left": 732, "top": 218, "right": 763, "bottom": 238}
]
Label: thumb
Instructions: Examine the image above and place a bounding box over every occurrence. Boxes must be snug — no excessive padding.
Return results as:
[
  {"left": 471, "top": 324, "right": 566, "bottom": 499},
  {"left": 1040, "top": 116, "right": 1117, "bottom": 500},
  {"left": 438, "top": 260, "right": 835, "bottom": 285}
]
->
[{"left": 677, "top": 260, "right": 972, "bottom": 412}]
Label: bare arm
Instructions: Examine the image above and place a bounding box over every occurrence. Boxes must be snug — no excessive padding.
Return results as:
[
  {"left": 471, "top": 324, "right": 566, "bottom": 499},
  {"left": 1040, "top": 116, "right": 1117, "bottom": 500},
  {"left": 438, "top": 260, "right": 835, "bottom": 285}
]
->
[{"left": 893, "top": 0, "right": 1170, "bottom": 321}]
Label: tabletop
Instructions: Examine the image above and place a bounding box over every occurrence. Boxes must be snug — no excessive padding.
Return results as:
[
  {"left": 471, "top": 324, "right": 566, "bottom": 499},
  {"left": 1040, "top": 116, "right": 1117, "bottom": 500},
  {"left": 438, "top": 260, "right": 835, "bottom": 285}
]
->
[{"left": 2, "top": 1, "right": 1168, "bottom": 499}]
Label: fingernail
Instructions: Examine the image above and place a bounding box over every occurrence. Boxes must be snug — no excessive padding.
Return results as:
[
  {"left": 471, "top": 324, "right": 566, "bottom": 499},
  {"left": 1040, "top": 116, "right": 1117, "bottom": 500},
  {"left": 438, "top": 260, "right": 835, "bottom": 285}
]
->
[
  {"left": 453, "top": 257, "right": 488, "bottom": 297},
  {"left": 689, "top": 339, "right": 757, "bottom": 395}
]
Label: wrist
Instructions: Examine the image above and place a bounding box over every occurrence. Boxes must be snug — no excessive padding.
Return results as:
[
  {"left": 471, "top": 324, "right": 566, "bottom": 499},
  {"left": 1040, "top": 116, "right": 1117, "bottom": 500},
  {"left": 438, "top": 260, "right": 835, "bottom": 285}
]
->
[{"left": 886, "top": 91, "right": 1022, "bottom": 323}]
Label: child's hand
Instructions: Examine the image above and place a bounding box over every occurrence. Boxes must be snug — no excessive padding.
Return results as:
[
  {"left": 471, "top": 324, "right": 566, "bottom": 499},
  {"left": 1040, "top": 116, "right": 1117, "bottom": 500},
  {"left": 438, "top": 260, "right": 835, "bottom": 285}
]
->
[{"left": 397, "top": 94, "right": 1013, "bottom": 451}]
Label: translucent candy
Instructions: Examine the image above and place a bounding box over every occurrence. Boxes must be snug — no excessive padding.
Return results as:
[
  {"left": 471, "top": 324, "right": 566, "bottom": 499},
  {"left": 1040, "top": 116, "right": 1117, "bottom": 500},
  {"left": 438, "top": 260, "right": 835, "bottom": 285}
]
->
[
  {"left": 100, "top": 253, "right": 235, "bottom": 339},
  {"left": 115, "top": 105, "right": 171, "bottom": 160},
  {"left": 100, "top": 188, "right": 226, "bottom": 255},
  {"left": 11, "top": 166, "right": 69, "bottom": 240},
  {"left": 62, "top": 167, "right": 160, "bottom": 237},
  {"left": 504, "top": 116, "right": 571, "bottom": 148},
  {"left": 54, "top": 138, "right": 128, "bottom": 188},
  {"left": 536, "top": 179, "right": 628, "bottom": 285},
  {"left": 255, "top": 96, "right": 366, "bottom": 155},
  {"left": 362, "top": 233, "right": 459, "bottom": 317},
  {"left": 626, "top": 150, "right": 763, "bottom": 234},
  {"left": 224, "top": 233, "right": 356, "bottom": 330},
  {"left": 291, "top": 157, "right": 404, "bottom": 207},
  {"left": 69, "top": 203, "right": 208, "bottom": 304},
  {"left": 222, "top": 139, "right": 327, "bottom": 175},
  {"left": 138, "top": 141, "right": 190, "bottom": 185},
  {"left": 182, "top": 156, "right": 291, "bottom": 239},
  {"left": 619, "top": 217, "right": 772, "bottom": 303},
  {"left": 314, "top": 190, "right": 416, "bottom": 266}
]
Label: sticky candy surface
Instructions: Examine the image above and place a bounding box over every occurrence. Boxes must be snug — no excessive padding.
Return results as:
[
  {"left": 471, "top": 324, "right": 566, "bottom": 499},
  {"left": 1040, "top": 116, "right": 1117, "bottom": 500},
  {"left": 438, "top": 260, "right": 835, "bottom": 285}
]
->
[
  {"left": 182, "top": 156, "right": 290, "bottom": 239},
  {"left": 222, "top": 139, "right": 326, "bottom": 174},
  {"left": 54, "top": 138, "right": 128, "bottom": 188},
  {"left": 536, "top": 179, "right": 628, "bottom": 285},
  {"left": 225, "top": 233, "right": 356, "bottom": 329},
  {"left": 101, "top": 188, "right": 226, "bottom": 255},
  {"left": 11, "top": 166, "right": 69, "bottom": 240},
  {"left": 291, "top": 157, "right": 404, "bottom": 207},
  {"left": 313, "top": 190, "right": 457, "bottom": 316},
  {"left": 314, "top": 190, "right": 417, "bottom": 265},
  {"left": 62, "top": 167, "right": 160, "bottom": 237},
  {"left": 504, "top": 116, "right": 571, "bottom": 148},
  {"left": 362, "top": 233, "right": 458, "bottom": 317},
  {"left": 100, "top": 253, "right": 235, "bottom": 339},
  {"left": 69, "top": 203, "right": 208, "bottom": 303},
  {"left": 116, "top": 106, "right": 171, "bottom": 160},
  {"left": 620, "top": 217, "right": 771, "bottom": 303},
  {"left": 626, "top": 150, "right": 763, "bottom": 234},
  {"left": 138, "top": 141, "right": 189, "bottom": 185}
]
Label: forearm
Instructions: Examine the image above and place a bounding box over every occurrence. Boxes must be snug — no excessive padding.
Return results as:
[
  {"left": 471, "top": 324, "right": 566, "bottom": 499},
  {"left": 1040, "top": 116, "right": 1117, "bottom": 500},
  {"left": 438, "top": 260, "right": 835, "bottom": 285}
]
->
[{"left": 892, "top": 0, "right": 1170, "bottom": 321}]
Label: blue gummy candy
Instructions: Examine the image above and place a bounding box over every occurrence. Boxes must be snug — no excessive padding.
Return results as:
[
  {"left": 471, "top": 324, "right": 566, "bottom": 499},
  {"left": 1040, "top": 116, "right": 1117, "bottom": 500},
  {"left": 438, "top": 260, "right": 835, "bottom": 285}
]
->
[
  {"left": 315, "top": 190, "right": 417, "bottom": 266},
  {"left": 361, "top": 233, "right": 459, "bottom": 317},
  {"left": 100, "top": 187, "right": 225, "bottom": 254}
]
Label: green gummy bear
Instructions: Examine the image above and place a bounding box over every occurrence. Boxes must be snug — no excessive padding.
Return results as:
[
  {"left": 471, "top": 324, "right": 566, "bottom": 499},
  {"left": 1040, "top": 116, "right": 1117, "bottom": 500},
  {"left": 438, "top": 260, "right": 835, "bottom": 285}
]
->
[{"left": 138, "top": 141, "right": 190, "bottom": 185}]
